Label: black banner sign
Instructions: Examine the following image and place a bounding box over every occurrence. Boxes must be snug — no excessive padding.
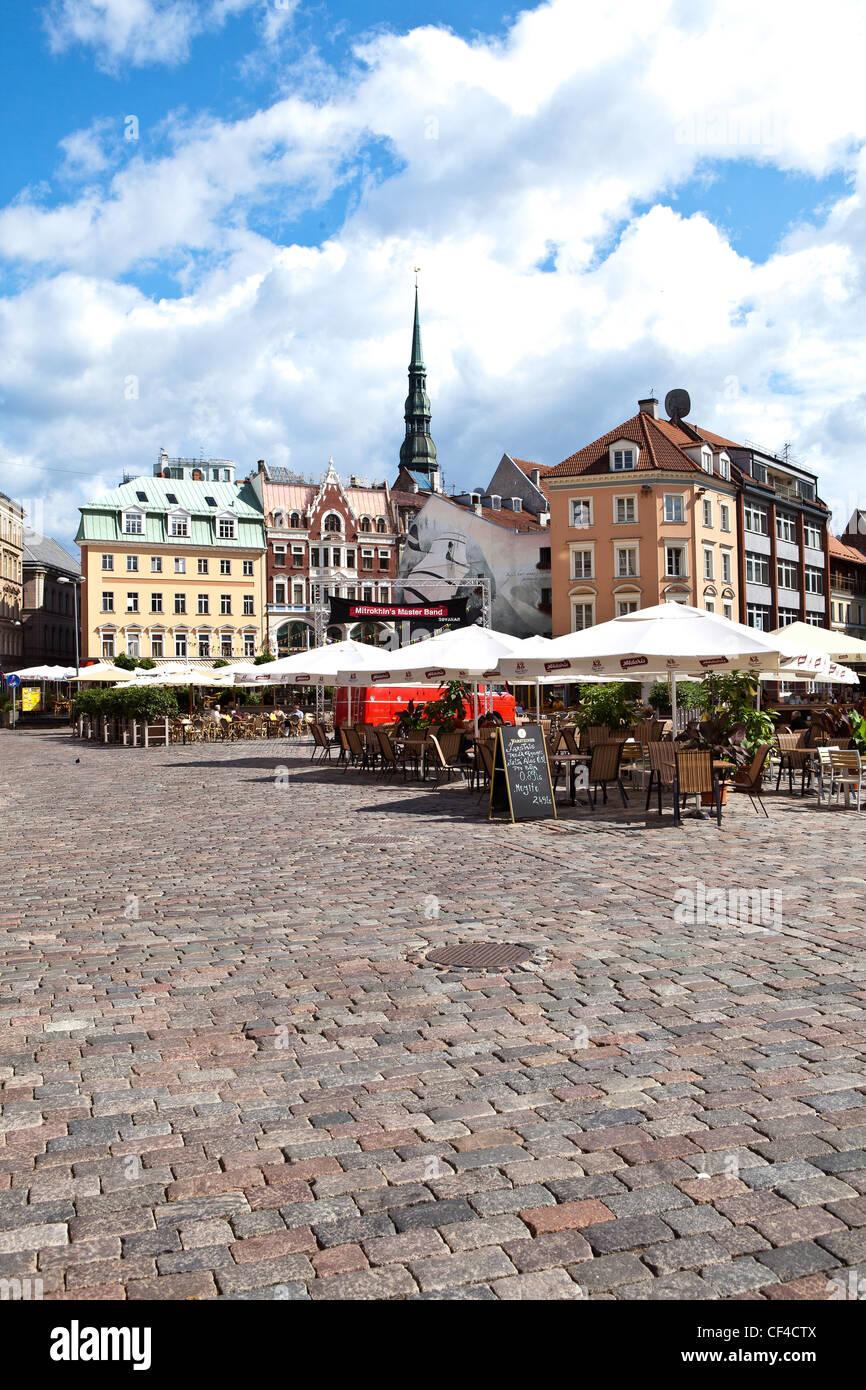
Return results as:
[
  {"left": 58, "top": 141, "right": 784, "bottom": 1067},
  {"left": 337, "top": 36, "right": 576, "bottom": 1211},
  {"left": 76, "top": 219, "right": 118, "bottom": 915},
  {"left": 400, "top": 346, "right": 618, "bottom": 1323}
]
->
[
  {"left": 328, "top": 597, "right": 469, "bottom": 626},
  {"left": 489, "top": 725, "right": 557, "bottom": 823}
]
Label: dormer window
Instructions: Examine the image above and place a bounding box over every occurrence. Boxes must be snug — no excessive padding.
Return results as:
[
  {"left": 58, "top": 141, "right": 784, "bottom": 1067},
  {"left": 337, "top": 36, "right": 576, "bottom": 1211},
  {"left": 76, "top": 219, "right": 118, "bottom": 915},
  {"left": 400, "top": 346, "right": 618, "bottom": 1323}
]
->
[
  {"left": 217, "top": 514, "right": 236, "bottom": 540},
  {"left": 702, "top": 449, "right": 713, "bottom": 474},
  {"left": 169, "top": 510, "right": 190, "bottom": 538},
  {"left": 123, "top": 509, "right": 144, "bottom": 535},
  {"left": 716, "top": 453, "right": 730, "bottom": 480},
  {"left": 609, "top": 441, "right": 638, "bottom": 471}
]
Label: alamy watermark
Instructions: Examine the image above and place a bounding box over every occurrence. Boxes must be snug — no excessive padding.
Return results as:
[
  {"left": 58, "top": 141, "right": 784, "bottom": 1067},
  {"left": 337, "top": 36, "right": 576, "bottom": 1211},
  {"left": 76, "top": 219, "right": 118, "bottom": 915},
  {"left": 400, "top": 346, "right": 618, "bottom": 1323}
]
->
[{"left": 674, "top": 882, "right": 782, "bottom": 932}]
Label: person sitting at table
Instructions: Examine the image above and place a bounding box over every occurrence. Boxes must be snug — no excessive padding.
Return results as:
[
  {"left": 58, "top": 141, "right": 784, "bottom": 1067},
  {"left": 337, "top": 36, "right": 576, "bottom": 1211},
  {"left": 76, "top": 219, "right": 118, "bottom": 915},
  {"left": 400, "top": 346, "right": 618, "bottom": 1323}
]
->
[
  {"left": 479, "top": 710, "right": 504, "bottom": 729},
  {"left": 208, "top": 704, "right": 223, "bottom": 726}
]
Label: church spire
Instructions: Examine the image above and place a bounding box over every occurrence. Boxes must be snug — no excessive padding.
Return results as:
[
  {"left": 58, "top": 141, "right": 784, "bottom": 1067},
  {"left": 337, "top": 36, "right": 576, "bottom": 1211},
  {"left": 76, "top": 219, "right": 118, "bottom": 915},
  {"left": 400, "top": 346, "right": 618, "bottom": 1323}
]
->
[{"left": 399, "top": 283, "right": 438, "bottom": 479}]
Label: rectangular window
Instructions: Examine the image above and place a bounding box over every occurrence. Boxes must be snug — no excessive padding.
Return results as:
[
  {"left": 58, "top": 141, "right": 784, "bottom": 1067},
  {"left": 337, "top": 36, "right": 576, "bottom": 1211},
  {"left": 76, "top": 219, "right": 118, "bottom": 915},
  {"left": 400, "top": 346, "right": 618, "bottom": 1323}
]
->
[
  {"left": 126, "top": 555, "right": 138, "bottom": 572},
  {"left": 292, "top": 546, "right": 304, "bottom": 567},
  {"left": 571, "top": 499, "right": 592, "bottom": 528},
  {"left": 243, "top": 595, "right": 254, "bottom": 616},
  {"left": 615, "top": 546, "right": 637, "bottom": 578},
  {"left": 572, "top": 602, "right": 594, "bottom": 630},
  {"left": 664, "top": 495, "right": 684, "bottom": 523},
  {"left": 151, "top": 593, "right": 163, "bottom": 613},
  {"left": 723, "top": 603, "right": 733, "bottom": 621},
  {"left": 273, "top": 546, "right": 286, "bottom": 567},
  {"left": 703, "top": 547, "right": 714, "bottom": 580},
  {"left": 174, "top": 634, "right": 187, "bottom": 658},
  {"left": 745, "top": 552, "right": 770, "bottom": 585},
  {"left": 804, "top": 566, "right": 824, "bottom": 595},
  {"left": 805, "top": 613, "right": 824, "bottom": 626},
  {"left": 197, "top": 594, "right": 209, "bottom": 615},
  {"left": 702, "top": 499, "right": 713, "bottom": 527},
  {"left": 151, "top": 634, "right": 163, "bottom": 658},
  {"left": 378, "top": 549, "right": 389, "bottom": 569},
  {"left": 220, "top": 594, "right": 232, "bottom": 615},
  {"left": 218, "top": 518, "right": 235, "bottom": 539},
  {"left": 244, "top": 635, "right": 256, "bottom": 657},
  {"left": 174, "top": 557, "right": 185, "bottom": 574},
  {"left": 611, "top": 449, "right": 635, "bottom": 471},
  {"left": 101, "top": 634, "right": 115, "bottom": 658},
  {"left": 361, "top": 549, "right": 374, "bottom": 571},
  {"left": 220, "top": 559, "right": 231, "bottom": 575},
  {"left": 345, "top": 549, "right": 355, "bottom": 568},
  {"left": 292, "top": 583, "right": 304, "bottom": 604},
  {"left": 751, "top": 460, "right": 768, "bottom": 484},
  {"left": 665, "top": 546, "right": 685, "bottom": 578},
  {"left": 102, "top": 592, "right": 114, "bottom": 612},
  {"left": 243, "top": 560, "right": 254, "bottom": 577},
  {"left": 745, "top": 502, "right": 769, "bottom": 534},
  {"left": 614, "top": 496, "right": 636, "bottom": 524},
  {"left": 720, "top": 503, "right": 731, "bottom": 532},
  {"left": 310, "top": 548, "right": 320, "bottom": 566},
  {"left": 124, "top": 514, "right": 143, "bottom": 534},
  {"left": 102, "top": 554, "right": 114, "bottom": 571},
  {"left": 616, "top": 599, "right": 639, "bottom": 616},
  {"left": 721, "top": 552, "right": 732, "bottom": 584},
  {"left": 126, "top": 592, "right": 139, "bottom": 613},
  {"left": 747, "top": 604, "right": 771, "bottom": 630},
  {"left": 572, "top": 548, "right": 593, "bottom": 579},
  {"left": 274, "top": 581, "right": 287, "bottom": 604},
  {"left": 151, "top": 556, "right": 162, "bottom": 573},
  {"left": 221, "top": 636, "right": 233, "bottom": 657},
  {"left": 198, "top": 635, "right": 211, "bottom": 658},
  {"left": 804, "top": 523, "right": 823, "bottom": 549},
  {"left": 174, "top": 594, "right": 186, "bottom": 614},
  {"left": 705, "top": 600, "right": 715, "bottom": 613},
  {"left": 777, "top": 558, "right": 799, "bottom": 589},
  {"left": 776, "top": 511, "right": 796, "bottom": 543},
  {"left": 321, "top": 547, "right": 330, "bottom": 567},
  {"left": 718, "top": 456, "right": 730, "bottom": 480},
  {"left": 362, "top": 585, "right": 374, "bottom": 602},
  {"left": 778, "top": 607, "right": 799, "bottom": 627},
  {"left": 170, "top": 517, "right": 188, "bottom": 538},
  {"left": 197, "top": 558, "right": 209, "bottom": 575}
]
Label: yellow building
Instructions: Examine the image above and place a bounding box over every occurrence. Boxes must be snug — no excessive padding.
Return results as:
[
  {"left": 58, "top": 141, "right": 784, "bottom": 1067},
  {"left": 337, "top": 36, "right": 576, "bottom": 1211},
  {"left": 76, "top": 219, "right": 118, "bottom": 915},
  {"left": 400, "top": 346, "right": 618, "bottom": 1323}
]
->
[
  {"left": 0, "top": 490, "right": 25, "bottom": 667},
  {"left": 75, "top": 460, "right": 267, "bottom": 662}
]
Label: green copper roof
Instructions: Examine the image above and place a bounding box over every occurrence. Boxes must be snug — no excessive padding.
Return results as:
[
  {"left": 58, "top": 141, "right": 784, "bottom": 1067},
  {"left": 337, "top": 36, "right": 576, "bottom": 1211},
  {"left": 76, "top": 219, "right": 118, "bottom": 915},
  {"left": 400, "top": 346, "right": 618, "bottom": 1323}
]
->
[
  {"left": 75, "top": 475, "right": 266, "bottom": 549},
  {"left": 399, "top": 288, "right": 438, "bottom": 475}
]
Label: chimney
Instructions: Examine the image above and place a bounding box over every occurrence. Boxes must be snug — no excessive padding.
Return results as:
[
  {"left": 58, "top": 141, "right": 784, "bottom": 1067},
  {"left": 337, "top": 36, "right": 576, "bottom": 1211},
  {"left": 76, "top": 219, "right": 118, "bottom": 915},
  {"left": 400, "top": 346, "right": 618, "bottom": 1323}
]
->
[
  {"left": 638, "top": 398, "right": 659, "bottom": 419},
  {"left": 531, "top": 468, "right": 542, "bottom": 487}
]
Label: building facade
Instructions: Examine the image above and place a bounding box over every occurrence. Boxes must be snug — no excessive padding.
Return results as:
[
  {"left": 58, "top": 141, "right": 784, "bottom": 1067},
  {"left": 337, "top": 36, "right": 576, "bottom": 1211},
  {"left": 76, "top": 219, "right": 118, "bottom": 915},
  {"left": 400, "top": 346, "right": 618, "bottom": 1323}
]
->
[
  {"left": 0, "top": 490, "right": 25, "bottom": 668},
  {"left": 829, "top": 530, "right": 866, "bottom": 642},
  {"left": 76, "top": 458, "right": 267, "bottom": 662},
  {"left": 249, "top": 459, "right": 401, "bottom": 653},
  {"left": 21, "top": 531, "right": 81, "bottom": 668},
  {"left": 546, "top": 399, "right": 741, "bottom": 635}
]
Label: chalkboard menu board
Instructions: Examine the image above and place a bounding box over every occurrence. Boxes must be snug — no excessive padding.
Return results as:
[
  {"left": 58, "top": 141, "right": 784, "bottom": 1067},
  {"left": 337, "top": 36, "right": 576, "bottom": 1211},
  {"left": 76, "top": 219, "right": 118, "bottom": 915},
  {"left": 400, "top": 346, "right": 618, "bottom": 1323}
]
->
[{"left": 488, "top": 725, "right": 557, "bottom": 822}]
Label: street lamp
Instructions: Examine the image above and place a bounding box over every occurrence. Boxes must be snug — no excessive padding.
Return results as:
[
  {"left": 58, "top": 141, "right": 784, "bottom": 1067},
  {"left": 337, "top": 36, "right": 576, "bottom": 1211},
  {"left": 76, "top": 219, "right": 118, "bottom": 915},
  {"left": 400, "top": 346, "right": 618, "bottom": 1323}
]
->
[{"left": 57, "top": 575, "right": 82, "bottom": 676}]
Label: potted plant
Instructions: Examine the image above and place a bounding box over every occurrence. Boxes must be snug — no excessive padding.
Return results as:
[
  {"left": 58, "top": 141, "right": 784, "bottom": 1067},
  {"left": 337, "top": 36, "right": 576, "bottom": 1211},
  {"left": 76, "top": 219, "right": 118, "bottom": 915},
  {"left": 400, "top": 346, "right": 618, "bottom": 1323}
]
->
[
  {"left": 677, "top": 672, "right": 777, "bottom": 803},
  {"left": 574, "top": 681, "right": 643, "bottom": 735}
]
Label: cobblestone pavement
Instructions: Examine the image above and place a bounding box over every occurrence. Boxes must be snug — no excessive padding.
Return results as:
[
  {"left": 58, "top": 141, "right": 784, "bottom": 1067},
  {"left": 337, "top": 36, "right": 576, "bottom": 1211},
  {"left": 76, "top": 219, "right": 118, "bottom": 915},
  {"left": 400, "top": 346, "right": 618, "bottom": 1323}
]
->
[{"left": 2, "top": 728, "right": 865, "bottom": 1302}]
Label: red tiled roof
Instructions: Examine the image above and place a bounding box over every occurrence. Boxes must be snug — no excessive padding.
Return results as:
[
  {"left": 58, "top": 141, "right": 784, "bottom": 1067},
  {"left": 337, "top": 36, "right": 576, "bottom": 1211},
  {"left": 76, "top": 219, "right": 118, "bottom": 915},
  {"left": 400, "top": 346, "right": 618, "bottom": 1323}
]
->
[
  {"left": 548, "top": 412, "right": 707, "bottom": 478},
  {"left": 829, "top": 534, "right": 866, "bottom": 565},
  {"left": 447, "top": 497, "right": 545, "bottom": 532},
  {"left": 511, "top": 457, "right": 552, "bottom": 477}
]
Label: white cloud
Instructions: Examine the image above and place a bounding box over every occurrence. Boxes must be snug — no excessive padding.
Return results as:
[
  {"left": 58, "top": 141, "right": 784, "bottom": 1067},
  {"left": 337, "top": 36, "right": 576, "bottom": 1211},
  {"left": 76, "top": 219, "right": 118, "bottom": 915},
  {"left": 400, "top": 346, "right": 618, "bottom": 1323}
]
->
[
  {"left": 5, "top": 0, "right": 866, "bottom": 540},
  {"left": 43, "top": 0, "right": 262, "bottom": 71}
]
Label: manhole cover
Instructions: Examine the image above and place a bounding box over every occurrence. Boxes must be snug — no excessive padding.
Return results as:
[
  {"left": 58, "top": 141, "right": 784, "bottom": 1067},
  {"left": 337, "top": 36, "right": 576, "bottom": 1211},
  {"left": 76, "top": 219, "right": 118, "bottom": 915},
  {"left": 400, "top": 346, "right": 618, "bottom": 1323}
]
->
[{"left": 426, "top": 942, "right": 532, "bottom": 969}]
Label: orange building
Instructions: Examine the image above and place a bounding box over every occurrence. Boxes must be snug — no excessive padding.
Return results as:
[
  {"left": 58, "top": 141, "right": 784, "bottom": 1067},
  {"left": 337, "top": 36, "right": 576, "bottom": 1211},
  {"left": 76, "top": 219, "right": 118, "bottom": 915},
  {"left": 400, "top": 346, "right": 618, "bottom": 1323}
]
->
[{"left": 547, "top": 398, "right": 741, "bottom": 635}]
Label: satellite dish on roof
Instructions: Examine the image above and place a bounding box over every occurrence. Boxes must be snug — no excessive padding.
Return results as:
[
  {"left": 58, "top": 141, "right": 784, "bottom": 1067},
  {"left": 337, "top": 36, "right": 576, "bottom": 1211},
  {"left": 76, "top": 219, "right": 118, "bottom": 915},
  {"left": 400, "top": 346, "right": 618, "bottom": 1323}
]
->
[{"left": 665, "top": 388, "right": 691, "bottom": 424}]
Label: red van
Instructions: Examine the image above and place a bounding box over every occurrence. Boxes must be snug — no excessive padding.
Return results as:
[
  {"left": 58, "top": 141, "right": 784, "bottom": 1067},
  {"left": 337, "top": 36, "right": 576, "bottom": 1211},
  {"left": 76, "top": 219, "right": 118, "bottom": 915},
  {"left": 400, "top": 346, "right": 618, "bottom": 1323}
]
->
[{"left": 334, "top": 684, "right": 516, "bottom": 728}]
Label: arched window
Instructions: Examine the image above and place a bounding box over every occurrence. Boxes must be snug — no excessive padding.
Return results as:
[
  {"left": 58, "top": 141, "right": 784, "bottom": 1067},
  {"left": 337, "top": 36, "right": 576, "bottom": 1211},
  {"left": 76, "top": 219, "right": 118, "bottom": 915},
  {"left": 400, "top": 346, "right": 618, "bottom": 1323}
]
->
[
  {"left": 272, "top": 510, "right": 286, "bottom": 527},
  {"left": 289, "top": 511, "right": 301, "bottom": 529},
  {"left": 324, "top": 512, "right": 342, "bottom": 533},
  {"left": 376, "top": 517, "right": 387, "bottom": 533},
  {"left": 360, "top": 517, "right": 372, "bottom": 533}
]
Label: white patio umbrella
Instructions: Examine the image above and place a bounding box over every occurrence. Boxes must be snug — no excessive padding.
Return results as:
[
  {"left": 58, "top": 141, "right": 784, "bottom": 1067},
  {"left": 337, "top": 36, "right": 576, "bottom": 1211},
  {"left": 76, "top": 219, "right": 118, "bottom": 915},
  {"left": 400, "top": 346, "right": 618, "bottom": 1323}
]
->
[
  {"left": 335, "top": 624, "right": 527, "bottom": 734},
  {"left": 69, "top": 663, "right": 136, "bottom": 682},
  {"left": 232, "top": 638, "right": 387, "bottom": 687},
  {"left": 768, "top": 620, "right": 866, "bottom": 665},
  {"left": 13, "top": 664, "right": 77, "bottom": 680},
  {"left": 497, "top": 602, "right": 852, "bottom": 727}
]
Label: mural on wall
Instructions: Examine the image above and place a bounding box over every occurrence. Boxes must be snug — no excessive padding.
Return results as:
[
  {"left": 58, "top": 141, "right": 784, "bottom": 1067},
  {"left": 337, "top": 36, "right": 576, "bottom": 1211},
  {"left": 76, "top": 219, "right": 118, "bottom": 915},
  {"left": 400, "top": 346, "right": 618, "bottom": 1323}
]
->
[{"left": 397, "top": 497, "right": 550, "bottom": 638}]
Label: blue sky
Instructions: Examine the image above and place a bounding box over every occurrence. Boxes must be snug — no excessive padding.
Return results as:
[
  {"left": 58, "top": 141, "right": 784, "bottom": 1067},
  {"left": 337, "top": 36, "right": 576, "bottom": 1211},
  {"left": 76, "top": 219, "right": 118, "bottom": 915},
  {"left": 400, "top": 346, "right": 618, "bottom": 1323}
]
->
[{"left": 1, "top": 0, "right": 866, "bottom": 544}]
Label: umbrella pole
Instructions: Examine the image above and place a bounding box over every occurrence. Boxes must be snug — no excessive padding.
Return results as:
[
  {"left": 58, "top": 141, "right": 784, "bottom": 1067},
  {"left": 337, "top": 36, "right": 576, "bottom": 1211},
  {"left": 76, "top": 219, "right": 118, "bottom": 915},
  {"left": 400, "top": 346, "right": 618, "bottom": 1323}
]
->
[
  {"left": 473, "top": 682, "right": 479, "bottom": 737},
  {"left": 535, "top": 680, "right": 541, "bottom": 722},
  {"left": 669, "top": 672, "right": 678, "bottom": 733}
]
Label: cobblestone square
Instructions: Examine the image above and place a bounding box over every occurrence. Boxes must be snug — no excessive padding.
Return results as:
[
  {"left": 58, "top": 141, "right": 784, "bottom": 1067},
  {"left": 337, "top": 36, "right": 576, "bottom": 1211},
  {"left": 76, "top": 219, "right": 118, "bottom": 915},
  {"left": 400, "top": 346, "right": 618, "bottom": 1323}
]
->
[{"left": 2, "top": 730, "right": 865, "bottom": 1302}]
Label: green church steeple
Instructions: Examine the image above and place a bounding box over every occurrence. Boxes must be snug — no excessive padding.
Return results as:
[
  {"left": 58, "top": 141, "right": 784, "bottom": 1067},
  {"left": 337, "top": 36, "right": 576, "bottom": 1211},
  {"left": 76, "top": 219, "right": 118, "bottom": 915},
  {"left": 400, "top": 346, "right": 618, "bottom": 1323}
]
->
[{"left": 399, "top": 286, "right": 438, "bottom": 477}]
